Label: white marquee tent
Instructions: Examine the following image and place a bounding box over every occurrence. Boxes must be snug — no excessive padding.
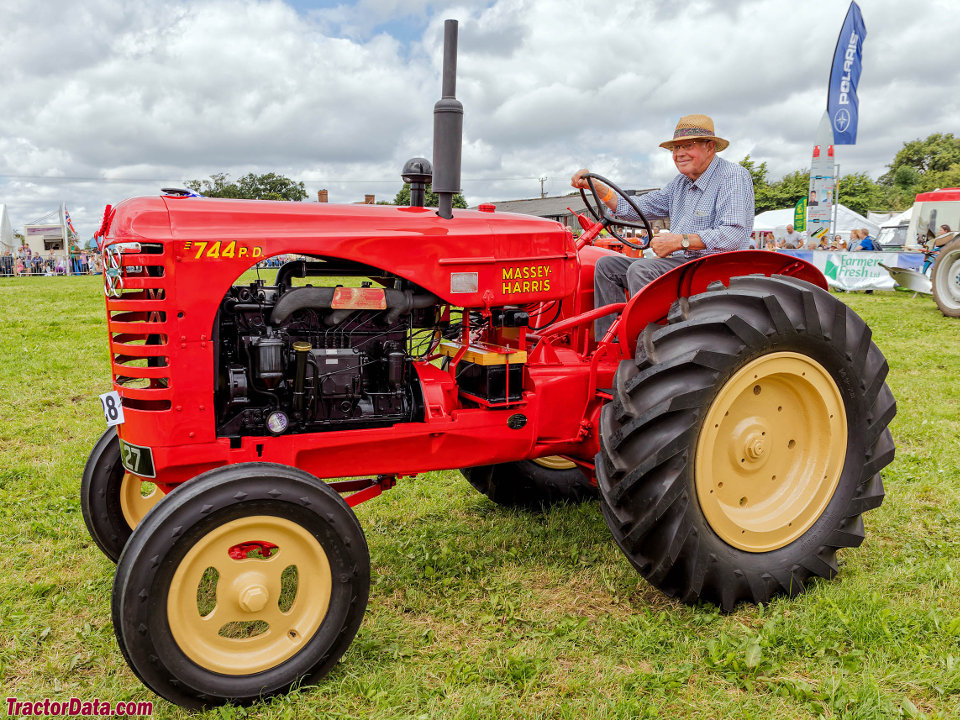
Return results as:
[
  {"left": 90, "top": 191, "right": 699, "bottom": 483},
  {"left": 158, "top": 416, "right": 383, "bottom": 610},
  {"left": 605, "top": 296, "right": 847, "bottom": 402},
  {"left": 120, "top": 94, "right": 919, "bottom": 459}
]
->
[
  {"left": 880, "top": 207, "right": 912, "bottom": 228},
  {"left": 753, "top": 203, "right": 880, "bottom": 242},
  {"left": 0, "top": 204, "right": 14, "bottom": 254}
]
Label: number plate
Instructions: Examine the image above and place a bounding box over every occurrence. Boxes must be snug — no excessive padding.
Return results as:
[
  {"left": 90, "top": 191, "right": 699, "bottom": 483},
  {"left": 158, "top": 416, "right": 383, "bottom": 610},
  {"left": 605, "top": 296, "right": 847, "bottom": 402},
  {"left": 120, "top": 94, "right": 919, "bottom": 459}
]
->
[
  {"left": 99, "top": 390, "right": 125, "bottom": 426},
  {"left": 119, "top": 440, "right": 156, "bottom": 479}
]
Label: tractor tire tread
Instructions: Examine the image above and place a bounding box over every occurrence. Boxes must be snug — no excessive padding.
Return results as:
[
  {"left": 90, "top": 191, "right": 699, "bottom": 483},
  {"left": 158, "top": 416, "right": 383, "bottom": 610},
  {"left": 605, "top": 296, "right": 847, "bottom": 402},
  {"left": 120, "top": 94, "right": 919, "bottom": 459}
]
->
[{"left": 598, "top": 275, "right": 895, "bottom": 611}]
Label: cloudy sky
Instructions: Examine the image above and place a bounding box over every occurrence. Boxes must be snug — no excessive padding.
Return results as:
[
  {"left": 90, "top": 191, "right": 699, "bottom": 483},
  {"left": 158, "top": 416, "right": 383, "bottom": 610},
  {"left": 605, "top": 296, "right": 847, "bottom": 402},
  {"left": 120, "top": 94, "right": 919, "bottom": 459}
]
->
[{"left": 2, "top": 0, "right": 958, "bottom": 238}]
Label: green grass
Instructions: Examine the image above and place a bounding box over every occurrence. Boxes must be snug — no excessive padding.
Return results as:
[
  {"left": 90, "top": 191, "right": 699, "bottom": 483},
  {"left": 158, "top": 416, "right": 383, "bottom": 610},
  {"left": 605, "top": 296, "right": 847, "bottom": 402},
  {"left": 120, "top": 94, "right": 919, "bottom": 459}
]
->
[{"left": 1, "top": 276, "right": 959, "bottom": 719}]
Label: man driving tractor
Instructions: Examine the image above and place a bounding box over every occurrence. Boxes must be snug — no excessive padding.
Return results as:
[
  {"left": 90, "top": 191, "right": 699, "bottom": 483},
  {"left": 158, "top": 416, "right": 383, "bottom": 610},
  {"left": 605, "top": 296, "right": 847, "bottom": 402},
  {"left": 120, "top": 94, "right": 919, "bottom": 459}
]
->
[{"left": 571, "top": 113, "right": 755, "bottom": 336}]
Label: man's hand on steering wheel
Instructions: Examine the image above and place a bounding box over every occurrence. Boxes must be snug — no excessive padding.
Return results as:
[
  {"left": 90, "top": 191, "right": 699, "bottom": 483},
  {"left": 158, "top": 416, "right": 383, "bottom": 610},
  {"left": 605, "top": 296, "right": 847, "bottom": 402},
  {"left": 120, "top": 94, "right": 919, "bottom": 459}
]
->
[{"left": 569, "top": 169, "right": 653, "bottom": 250}]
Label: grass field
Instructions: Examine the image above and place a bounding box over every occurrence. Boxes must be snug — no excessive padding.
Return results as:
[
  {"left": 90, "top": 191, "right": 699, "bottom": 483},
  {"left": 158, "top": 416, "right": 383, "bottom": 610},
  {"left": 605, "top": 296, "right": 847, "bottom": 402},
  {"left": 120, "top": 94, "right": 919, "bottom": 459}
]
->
[{"left": 1, "top": 275, "right": 958, "bottom": 719}]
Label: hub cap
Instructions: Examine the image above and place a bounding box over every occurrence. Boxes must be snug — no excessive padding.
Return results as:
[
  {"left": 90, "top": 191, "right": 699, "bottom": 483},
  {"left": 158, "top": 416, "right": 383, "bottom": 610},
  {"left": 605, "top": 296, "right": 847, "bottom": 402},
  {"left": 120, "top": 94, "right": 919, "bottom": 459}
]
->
[
  {"left": 695, "top": 352, "right": 847, "bottom": 552},
  {"left": 167, "top": 515, "right": 332, "bottom": 675}
]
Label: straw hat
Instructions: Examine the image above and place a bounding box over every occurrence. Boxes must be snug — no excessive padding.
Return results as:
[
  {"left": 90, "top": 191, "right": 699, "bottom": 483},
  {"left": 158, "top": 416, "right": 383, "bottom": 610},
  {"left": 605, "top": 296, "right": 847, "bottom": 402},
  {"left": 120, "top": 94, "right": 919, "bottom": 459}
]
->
[{"left": 660, "top": 114, "right": 729, "bottom": 152}]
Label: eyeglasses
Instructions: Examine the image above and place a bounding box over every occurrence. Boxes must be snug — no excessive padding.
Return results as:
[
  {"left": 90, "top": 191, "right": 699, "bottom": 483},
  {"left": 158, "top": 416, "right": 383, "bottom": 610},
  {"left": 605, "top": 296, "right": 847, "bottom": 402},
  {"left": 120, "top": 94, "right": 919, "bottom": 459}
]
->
[{"left": 671, "top": 140, "right": 704, "bottom": 153}]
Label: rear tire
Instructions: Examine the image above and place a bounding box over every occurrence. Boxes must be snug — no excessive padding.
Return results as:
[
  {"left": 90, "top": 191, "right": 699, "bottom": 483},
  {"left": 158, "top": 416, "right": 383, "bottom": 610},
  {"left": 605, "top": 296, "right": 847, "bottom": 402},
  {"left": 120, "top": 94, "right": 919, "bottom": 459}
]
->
[
  {"left": 462, "top": 457, "right": 597, "bottom": 509},
  {"left": 598, "top": 275, "right": 895, "bottom": 610},
  {"left": 931, "top": 237, "right": 960, "bottom": 317}
]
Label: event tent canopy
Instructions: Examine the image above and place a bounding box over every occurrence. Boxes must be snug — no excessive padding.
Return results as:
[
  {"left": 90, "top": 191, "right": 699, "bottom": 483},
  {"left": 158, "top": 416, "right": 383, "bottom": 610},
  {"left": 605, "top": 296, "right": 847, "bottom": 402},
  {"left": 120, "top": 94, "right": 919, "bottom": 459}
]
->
[
  {"left": 0, "top": 205, "right": 14, "bottom": 254},
  {"left": 880, "top": 207, "right": 912, "bottom": 228},
  {"left": 753, "top": 203, "right": 880, "bottom": 238}
]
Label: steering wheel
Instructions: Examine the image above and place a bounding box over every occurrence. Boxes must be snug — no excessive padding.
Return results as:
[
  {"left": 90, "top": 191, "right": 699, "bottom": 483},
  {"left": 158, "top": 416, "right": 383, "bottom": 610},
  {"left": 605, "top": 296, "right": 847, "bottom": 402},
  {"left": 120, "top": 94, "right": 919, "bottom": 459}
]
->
[{"left": 578, "top": 173, "right": 654, "bottom": 250}]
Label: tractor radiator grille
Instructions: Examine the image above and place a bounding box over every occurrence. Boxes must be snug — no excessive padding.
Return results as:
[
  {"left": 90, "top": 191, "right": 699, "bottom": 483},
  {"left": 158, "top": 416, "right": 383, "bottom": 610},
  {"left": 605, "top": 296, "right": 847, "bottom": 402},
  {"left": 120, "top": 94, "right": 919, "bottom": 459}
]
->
[{"left": 102, "top": 242, "right": 172, "bottom": 412}]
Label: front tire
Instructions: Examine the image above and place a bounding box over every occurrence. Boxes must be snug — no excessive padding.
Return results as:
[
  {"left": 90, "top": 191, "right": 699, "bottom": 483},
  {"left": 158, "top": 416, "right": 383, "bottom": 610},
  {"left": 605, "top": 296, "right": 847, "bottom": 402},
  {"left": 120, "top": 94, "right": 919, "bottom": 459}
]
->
[
  {"left": 112, "top": 463, "right": 370, "bottom": 708},
  {"left": 598, "top": 275, "right": 896, "bottom": 610},
  {"left": 931, "top": 237, "right": 960, "bottom": 317},
  {"left": 80, "top": 427, "right": 163, "bottom": 562},
  {"left": 462, "top": 457, "right": 597, "bottom": 509}
]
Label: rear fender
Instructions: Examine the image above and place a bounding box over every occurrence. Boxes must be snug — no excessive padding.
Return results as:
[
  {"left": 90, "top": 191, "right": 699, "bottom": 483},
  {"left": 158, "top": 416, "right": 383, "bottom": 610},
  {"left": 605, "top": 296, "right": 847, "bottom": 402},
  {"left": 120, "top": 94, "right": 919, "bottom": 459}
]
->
[{"left": 616, "top": 250, "right": 827, "bottom": 349}]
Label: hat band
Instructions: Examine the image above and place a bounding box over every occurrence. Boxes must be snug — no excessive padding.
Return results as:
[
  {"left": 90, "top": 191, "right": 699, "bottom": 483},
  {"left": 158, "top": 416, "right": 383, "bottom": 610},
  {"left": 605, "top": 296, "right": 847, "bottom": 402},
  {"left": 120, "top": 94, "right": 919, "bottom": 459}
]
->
[{"left": 673, "top": 127, "right": 714, "bottom": 139}]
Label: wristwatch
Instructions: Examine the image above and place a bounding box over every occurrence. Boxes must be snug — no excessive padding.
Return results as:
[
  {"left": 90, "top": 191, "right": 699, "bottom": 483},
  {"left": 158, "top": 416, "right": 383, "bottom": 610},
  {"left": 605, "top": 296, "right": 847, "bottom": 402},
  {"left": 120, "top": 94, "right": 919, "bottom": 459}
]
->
[{"left": 681, "top": 234, "right": 691, "bottom": 249}]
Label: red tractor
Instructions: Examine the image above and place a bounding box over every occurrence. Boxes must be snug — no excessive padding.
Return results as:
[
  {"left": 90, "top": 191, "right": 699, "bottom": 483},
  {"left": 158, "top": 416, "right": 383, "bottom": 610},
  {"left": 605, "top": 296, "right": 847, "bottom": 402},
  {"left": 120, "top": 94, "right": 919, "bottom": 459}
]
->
[{"left": 82, "top": 22, "right": 895, "bottom": 709}]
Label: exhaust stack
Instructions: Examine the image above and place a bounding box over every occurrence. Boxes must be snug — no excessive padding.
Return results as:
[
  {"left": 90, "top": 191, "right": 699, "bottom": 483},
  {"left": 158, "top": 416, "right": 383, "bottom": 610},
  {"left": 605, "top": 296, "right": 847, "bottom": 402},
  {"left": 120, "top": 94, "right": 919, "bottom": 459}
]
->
[{"left": 432, "top": 19, "right": 463, "bottom": 220}]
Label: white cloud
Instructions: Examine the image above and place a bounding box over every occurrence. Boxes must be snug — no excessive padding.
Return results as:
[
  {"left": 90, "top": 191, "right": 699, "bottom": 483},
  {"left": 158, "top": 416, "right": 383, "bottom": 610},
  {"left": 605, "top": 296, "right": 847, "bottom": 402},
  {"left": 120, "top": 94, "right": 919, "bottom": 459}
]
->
[{"left": 2, "top": 0, "right": 959, "bottom": 236}]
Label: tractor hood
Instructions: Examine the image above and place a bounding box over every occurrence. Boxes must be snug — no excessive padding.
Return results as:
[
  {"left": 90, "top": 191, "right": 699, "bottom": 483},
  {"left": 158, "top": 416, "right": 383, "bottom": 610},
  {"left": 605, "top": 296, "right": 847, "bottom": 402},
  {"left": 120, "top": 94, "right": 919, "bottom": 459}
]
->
[{"left": 103, "top": 195, "right": 578, "bottom": 307}]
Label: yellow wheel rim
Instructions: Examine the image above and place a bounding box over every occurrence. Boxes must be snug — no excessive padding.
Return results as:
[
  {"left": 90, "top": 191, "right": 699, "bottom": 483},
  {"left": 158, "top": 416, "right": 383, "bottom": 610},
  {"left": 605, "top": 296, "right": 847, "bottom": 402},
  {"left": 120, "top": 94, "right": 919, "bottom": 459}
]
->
[
  {"left": 695, "top": 352, "right": 847, "bottom": 552},
  {"left": 532, "top": 456, "right": 577, "bottom": 471},
  {"left": 167, "top": 515, "right": 332, "bottom": 675},
  {"left": 119, "top": 472, "right": 163, "bottom": 529}
]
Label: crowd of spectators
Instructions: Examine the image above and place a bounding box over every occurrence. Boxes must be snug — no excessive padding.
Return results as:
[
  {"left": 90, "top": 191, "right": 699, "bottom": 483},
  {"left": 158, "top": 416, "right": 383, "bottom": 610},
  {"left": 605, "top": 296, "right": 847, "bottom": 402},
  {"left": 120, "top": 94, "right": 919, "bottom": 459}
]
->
[
  {"left": 256, "top": 255, "right": 294, "bottom": 269},
  {"left": 0, "top": 247, "right": 101, "bottom": 277},
  {"left": 750, "top": 226, "right": 880, "bottom": 252},
  {"left": 2, "top": 248, "right": 307, "bottom": 277}
]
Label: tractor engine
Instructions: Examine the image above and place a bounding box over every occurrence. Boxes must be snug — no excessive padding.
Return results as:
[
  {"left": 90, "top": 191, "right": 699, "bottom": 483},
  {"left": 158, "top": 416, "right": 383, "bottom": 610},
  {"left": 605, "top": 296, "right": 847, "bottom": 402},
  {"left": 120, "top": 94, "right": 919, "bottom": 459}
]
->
[{"left": 214, "top": 268, "right": 437, "bottom": 437}]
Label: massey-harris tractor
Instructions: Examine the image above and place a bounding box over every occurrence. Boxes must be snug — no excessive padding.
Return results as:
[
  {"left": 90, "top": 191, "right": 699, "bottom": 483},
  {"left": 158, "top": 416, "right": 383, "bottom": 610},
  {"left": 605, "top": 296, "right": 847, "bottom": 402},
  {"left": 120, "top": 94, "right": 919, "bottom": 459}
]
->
[{"left": 81, "top": 22, "right": 895, "bottom": 709}]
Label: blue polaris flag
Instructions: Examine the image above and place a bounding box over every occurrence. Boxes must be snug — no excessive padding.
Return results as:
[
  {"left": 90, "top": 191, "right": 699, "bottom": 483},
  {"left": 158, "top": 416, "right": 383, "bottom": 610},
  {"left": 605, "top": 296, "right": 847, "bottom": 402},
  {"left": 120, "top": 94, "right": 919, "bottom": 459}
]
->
[{"left": 827, "top": 2, "right": 867, "bottom": 145}]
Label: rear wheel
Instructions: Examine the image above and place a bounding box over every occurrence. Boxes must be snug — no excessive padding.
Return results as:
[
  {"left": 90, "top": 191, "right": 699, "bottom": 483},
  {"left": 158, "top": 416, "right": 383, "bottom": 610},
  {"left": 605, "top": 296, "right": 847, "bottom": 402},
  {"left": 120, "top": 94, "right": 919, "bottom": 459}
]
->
[
  {"left": 931, "top": 237, "right": 960, "bottom": 317},
  {"left": 462, "top": 457, "right": 597, "bottom": 509},
  {"left": 112, "top": 463, "right": 370, "bottom": 708},
  {"left": 598, "top": 275, "right": 896, "bottom": 610},
  {"left": 80, "top": 427, "right": 163, "bottom": 562}
]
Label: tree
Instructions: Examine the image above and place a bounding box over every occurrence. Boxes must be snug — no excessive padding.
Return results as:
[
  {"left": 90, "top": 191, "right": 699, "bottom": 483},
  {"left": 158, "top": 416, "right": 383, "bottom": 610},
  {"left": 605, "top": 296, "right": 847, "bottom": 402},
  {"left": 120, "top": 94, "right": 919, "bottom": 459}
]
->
[
  {"left": 769, "top": 170, "right": 811, "bottom": 209},
  {"left": 741, "top": 154, "right": 898, "bottom": 215},
  {"left": 875, "top": 134, "right": 960, "bottom": 207},
  {"left": 186, "top": 172, "right": 241, "bottom": 198},
  {"left": 739, "top": 155, "right": 770, "bottom": 188},
  {"left": 893, "top": 165, "right": 921, "bottom": 191},
  {"left": 837, "top": 172, "right": 887, "bottom": 216},
  {"left": 740, "top": 156, "right": 810, "bottom": 213},
  {"left": 923, "top": 164, "right": 960, "bottom": 194},
  {"left": 393, "top": 183, "right": 467, "bottom": 208},
  {"left": 736, "top": 132, "right": 960, "bottom": 218},
  {"left": 237, "top": 173, "right": 307, "bottom": 202},
  {"left": 884, "top": 133, "right": 960, "bottom": 177},
  {"left": 186, "top": 172, "right": 307, "bottom": 201}
]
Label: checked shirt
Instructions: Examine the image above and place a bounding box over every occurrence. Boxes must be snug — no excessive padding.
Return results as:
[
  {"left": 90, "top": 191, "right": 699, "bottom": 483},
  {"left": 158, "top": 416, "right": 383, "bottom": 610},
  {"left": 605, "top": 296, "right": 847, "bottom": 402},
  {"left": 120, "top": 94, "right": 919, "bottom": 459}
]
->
[{"left": 614, "top": 155, "right": 755, "bottom": 258}]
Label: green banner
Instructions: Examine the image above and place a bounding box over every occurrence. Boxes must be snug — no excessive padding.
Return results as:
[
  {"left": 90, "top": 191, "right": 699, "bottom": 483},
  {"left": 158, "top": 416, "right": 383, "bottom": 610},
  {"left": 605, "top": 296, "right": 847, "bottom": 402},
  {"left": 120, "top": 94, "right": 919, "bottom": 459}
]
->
[{"left": 794, "top": 197, "right": 808, "bottom": 232}]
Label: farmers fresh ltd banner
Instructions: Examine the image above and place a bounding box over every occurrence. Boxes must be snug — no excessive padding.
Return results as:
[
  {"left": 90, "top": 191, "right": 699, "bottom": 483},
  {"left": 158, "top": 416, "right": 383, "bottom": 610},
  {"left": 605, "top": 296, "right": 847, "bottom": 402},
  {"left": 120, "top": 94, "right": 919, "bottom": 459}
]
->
[{"left": 780, "top": 251, "right": 924, "bottom": 291}]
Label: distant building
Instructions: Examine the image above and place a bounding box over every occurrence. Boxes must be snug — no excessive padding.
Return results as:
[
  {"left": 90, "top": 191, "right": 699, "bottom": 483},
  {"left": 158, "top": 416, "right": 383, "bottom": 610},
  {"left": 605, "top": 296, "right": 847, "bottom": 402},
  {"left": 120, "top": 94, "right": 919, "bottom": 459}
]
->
[
  {"left": 24, "top": 222, "right": 67, "bottom": 256},
  {"left": 474, "top": 190, "right": 667, "bottom": 236}
]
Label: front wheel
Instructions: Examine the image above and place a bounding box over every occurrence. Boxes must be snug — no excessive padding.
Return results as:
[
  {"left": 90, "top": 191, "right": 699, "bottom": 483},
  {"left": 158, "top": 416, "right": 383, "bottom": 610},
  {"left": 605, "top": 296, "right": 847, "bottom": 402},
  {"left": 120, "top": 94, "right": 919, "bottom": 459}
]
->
[
  {"left": 112, "top": 463, "right": 370, "bottom": 708},
  {"left": 598, "top": 275, "right": 896, "bottom": 610},
  {"left": 931, "top": 237, "right": 960, "bottom": 317},
  {"left": 80, "top": 427, "right": 164, "bottom": 562}
]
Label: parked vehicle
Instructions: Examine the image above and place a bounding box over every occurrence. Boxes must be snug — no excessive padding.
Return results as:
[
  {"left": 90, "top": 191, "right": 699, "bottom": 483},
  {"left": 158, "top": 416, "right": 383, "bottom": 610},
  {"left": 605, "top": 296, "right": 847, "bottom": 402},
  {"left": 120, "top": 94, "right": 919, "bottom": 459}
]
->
[
  {"left": 894, "top": 188, "right": 960, "bottom": 316},
  {"left": 875, "top": 208, "right": 911, "bottom": 251}
]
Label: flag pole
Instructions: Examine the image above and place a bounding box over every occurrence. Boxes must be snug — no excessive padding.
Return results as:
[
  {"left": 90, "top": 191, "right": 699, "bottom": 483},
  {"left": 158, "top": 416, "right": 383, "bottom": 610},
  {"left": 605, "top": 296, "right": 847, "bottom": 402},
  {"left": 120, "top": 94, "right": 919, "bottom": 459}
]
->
[
  {"left": 60, "top": 202, "right": 71, "bottom": 276},
  {"left": 833, "top": 163, "right": 840, "bottom": 240}
]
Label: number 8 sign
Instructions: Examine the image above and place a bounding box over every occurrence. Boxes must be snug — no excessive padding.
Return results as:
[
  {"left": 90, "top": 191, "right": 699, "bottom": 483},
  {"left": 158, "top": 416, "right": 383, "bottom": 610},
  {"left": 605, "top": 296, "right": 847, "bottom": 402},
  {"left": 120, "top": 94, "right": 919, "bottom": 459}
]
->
[{"left": 99, "top": 390, "right": 125, "bottom": 427}]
